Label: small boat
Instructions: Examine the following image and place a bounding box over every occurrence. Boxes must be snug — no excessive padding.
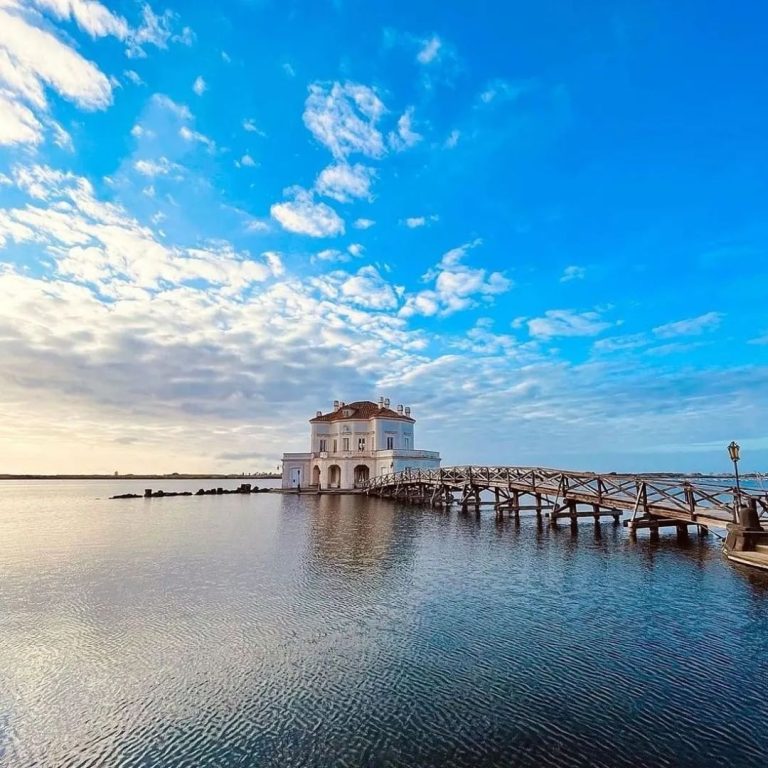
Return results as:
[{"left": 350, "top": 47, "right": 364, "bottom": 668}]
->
[{"left": 724, "top": 545, "right": 768, "bottom": 571}]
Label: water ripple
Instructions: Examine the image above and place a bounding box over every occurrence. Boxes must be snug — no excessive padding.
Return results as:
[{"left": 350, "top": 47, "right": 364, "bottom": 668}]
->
[{"left": 0, "top": 480, "right": 767, "bottom": 767}]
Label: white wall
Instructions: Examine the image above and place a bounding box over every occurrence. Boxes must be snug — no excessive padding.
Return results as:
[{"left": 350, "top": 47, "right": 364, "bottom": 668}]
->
[{"left": 373, "top": 418, "right": 414, "bottom": 450}]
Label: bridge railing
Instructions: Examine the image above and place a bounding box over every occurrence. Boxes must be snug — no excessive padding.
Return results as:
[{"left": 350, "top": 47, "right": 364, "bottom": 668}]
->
[{"left": 361, "top": 466, "right": 768, "bottom": 521}]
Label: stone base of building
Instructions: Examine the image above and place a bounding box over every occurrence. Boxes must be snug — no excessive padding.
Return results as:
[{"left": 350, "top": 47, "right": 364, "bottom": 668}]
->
[{"left": 281, "top": 450, "right": 440, "bottom": 491}]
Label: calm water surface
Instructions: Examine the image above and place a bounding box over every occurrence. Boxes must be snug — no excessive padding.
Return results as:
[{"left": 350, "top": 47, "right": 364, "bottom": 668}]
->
[{"left": 1, "top": 479, "right": 767, "bottom": 767}]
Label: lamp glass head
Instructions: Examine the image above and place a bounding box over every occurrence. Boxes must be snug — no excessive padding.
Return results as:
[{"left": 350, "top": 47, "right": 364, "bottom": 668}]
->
[{"left": 728, "top": 441, "right": 740, "bottom": 462}]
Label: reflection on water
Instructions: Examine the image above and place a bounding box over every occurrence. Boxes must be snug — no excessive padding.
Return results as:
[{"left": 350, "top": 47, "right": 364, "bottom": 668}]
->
[{"left": 1, "top": 480, "right": 767, "bottom": 767}]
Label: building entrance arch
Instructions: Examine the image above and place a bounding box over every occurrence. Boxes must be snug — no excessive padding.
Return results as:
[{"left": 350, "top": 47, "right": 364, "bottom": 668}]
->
[
  {"left": 312, "top": 465, "right": 321, "bottom": 488},
  {"left": 354, "top": 465, "right": 370, "bottom": 487},
  {"left": 328, "top": 465, "right": 341, "bottom": 489}
]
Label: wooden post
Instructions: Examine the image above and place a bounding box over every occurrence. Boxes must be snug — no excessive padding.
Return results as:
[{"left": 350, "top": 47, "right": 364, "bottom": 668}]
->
[{"left": 535, "top": 493, "right": 542, "bottom": 519}]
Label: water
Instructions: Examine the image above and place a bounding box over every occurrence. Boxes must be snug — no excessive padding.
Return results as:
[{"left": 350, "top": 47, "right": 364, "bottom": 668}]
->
[{"left": 1, "top": 480, "right": 767, "bottom": 767}]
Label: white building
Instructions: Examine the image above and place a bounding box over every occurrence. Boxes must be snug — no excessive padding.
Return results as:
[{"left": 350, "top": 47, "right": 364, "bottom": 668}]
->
[{"left": 281, "top": 398, "right": 441, "bottom": 490}]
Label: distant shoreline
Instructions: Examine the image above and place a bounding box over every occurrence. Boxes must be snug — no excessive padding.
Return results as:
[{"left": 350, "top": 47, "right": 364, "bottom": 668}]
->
[
  {"left": 0, "top": 474, "right": 281, "bottom": 481},
  {"left": 0, "top": 472, "right": 763, "bottom": 481}
]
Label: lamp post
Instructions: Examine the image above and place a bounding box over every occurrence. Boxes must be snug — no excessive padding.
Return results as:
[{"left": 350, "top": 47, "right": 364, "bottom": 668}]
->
[{"left": 728, "top": 441, "right": 741, "bottom": 521}]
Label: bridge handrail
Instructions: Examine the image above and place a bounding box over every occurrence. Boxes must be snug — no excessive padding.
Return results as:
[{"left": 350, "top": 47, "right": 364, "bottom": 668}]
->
[{"left": 362, "top": 465, "right": 768, "bottom": 520}]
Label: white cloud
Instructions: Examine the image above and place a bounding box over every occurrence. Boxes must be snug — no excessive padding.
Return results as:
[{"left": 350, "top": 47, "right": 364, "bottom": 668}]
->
[
  {"left": 0, "top": 3, "right": 186, "bottom": 147},
  {"left": 310, "top": 245, "right": 365, "bottom": 265},
  {"left": 560, "top": 265, "right": 586, "bottom": 282},
  {"left": 130, "top": 123, "right": 149, "bottom": 138},
  {"left": 31, "top": 0, "right": 129, "bottom": 39},
  {"left": 444, "top": 129, "right": 460, "bottom": 148},
  {"left": 0, "top": 91, "right": 43, "bottom": 145},
  {"left": 245, "top": 219, "right": 270, "bottom": 233},
  {"left": 479, "top": 78, "right": 531, "bottom": 105},
  {"left": 403, "top": 214, "right": 438, "bottom": 229},
  {"left": 133, "top": 157, "right": 182, "bottom": 177},
  {"left": 33, "top": 0, "right": 191, "bottom": 58},
  {"left": 50, "top": 120, "right": 73, "bottom": 150},
  {"left": 179, "top": 125, "right": 215, "bottom": 150},
  {"left": 124, "top": 69, "right": 144, "bottom": 86},
  {"left": 592, "top": 333, "right": 649, "bottom": 354},
  {"left": 192, "top": 75, "right": 206, "bottom": 95},
  {"left": 126, "top": 5, "right": 185, "bottom": 58},
  {"left": 242, "top": 118, "right": 264, "bottom": 135},
  {"left": 400, "top": 239, "right": 511, "bottom": 317},
  {"left": 0, "top": 164, "right": 282, "bottom": 290},
  {"left": 0, "top": 160, "right": 762, "bottom": 473},
  {"left": 270, "top": 187, "right": 345, "bottom": 237},
  {"left": 237, "top": 154, "right": 257, "bottom": 168},
  {"left": 312, "top": 248, "right": 348, "bottom": 264},
  {"left": 353, "top": 218, "right": 375, "bottom": 230},
  {"left": 315, "top": 163, "right": 374, "bottom": 203},
  {"left": 152, "top": 94, "right": 191, "bottom": 121},
  {"left": 303, "top": 81, "right": 386, "bottom": 159},
  {"left": 340, "top": 266, "right": 399, "bottom": 310},
  {"left": 652, "top": 312, "right": 723, "bottom": 339},
  {"left": 389, "top": 106, "right": 422, "bottom": 150},
  {"left": 416, "top": 35, "right": 442, "bottom": 64},
  {"left": 526, "top": 309, "right": 612, "bottom": 340},
  {"left": 0, "top": 6, "right": 113, "bottom": 110}
]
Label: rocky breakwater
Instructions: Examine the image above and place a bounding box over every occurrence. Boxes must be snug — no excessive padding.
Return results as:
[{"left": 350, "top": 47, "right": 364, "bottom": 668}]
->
[{"left": 111, "top": 484, "right": 271, "bottom": 500}]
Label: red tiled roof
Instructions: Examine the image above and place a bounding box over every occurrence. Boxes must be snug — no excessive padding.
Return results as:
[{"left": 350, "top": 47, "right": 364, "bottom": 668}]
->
[{"left": 310, "top": 400, "right": 414, "bottom": 423}]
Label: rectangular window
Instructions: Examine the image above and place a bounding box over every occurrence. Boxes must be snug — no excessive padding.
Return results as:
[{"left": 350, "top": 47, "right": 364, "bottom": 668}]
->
[
  {"left": 342, "top": 437, "right": 350, "bottom": 451},
  {"left": 358, "top": 437, "right": 366, "bottom": 452},
  {"left": 404, "top": 436, "right": 410, "bottom": 449},
  {"left": 319, "top": 439, "right": 327, "bottom": 452},
  {"left": 386, "top": 436, "right": 394, "bottom": 450},
  {"left": 333, "top": 439, "right": 337, "bottom": 453}
]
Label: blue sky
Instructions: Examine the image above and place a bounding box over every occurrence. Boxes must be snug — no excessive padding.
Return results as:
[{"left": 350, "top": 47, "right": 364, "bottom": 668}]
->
[{"left": 0, "top": 0, "right": 767, "bottom": 474}]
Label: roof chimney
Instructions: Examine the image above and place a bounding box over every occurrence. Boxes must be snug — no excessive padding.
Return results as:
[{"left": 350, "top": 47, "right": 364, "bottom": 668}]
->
[
  {"left": 397, "top": 404, "right": 403, "bottom": 415},
  {"left": 316, "top": 410, "right": 322, "bottom": 417},
  {"left": 384, "top": 398, "right": 390, "bottom": 408},
  {"left": 333, "top": 400, "right": 339, "bottom": 410},
  {"left": 405, "top": 406, "right": 411, "bottom": 416},
  {"left": 378, "top": 396, "right": 384, "bottom": 408}
]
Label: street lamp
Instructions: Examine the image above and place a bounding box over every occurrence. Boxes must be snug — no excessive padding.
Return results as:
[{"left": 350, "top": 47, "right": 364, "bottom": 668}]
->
[{"left": 728, "top": 441, "right": 741, "bottom": 520}]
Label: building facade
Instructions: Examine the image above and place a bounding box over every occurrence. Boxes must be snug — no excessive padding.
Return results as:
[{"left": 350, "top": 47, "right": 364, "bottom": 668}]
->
[{"left": 281, "top": 398, "right": 441, "bottom": 490}]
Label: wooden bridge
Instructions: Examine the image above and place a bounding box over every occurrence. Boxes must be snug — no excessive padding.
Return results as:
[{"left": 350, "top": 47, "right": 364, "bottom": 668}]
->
[{"left": 363, "top": 466, "right": 768, "bottom": 538}]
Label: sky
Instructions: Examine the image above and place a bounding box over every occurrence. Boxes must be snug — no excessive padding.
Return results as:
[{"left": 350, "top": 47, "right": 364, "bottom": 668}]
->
[{"left": 0, "top": 0, "right": 767, "bottom": 475}]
